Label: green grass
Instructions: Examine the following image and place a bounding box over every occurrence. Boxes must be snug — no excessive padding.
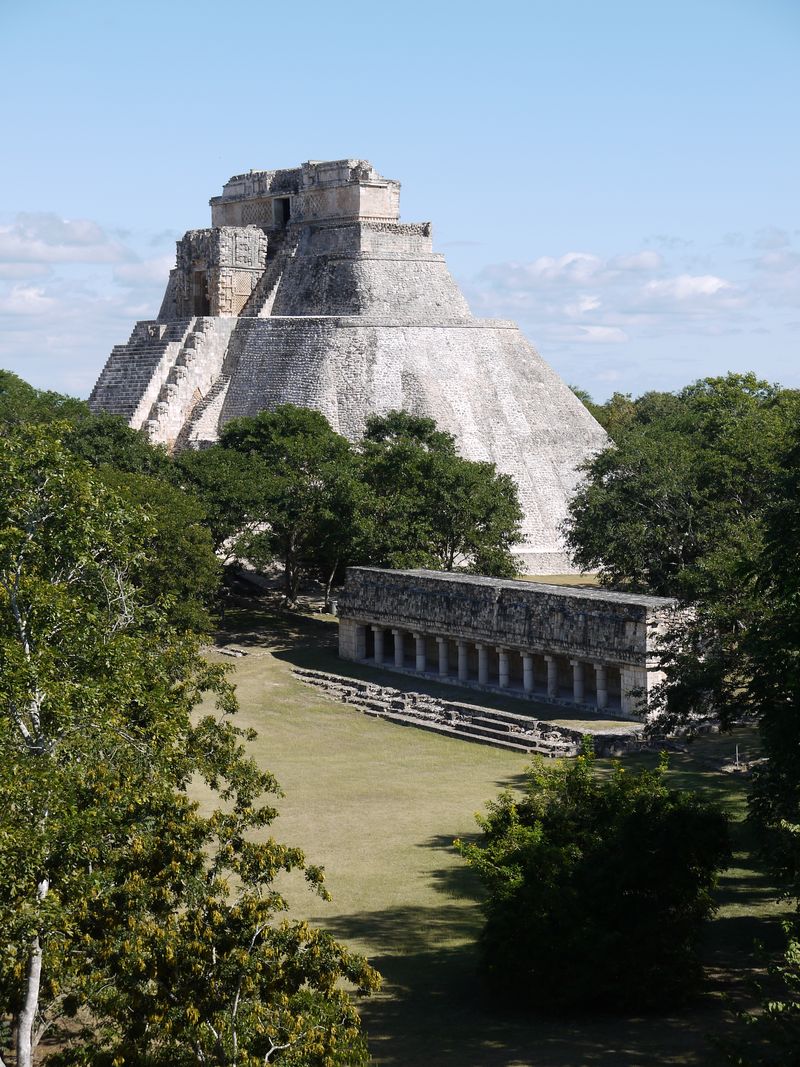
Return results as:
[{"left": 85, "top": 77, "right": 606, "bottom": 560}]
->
[{"left": 194, "top": 591, "right": 793, "bottom": 1066}]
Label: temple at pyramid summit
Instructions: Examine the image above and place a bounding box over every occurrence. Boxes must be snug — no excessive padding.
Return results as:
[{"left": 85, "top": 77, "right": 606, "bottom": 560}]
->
[{"left": 89, "top": 159, "right": 607, "bottom": 572}]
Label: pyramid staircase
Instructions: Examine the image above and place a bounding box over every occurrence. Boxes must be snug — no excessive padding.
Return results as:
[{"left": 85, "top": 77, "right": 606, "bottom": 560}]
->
[
  {"left": 239, "top": 229, "right": 300, "bottom": 317},
  {"left": 88, "top": 319, "right": 193, "bottom": 426},
  {"left": 143, "top": 317, "right": 236, "bottom": 446}
]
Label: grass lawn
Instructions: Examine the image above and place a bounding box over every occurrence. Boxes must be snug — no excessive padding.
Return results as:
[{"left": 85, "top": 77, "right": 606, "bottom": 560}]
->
[{"left": 194, "top": 591, "right": 792, "bottom": 1066}]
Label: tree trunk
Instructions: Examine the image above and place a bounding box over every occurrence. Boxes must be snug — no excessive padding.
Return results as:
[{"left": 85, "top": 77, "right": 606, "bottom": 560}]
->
[
  {"left": 16, "top": 935, "right": 43, "bottom": 1067},
  {"left": 16, "top": 878, "right": 48, "bottom": 1067},
  {"left": 324, "top": 559, "right": 339, "bottom": 612}
]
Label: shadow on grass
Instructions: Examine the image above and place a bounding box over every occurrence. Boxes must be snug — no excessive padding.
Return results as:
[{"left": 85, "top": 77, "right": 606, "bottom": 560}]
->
[
  {"left": 419, "top": 832, "right": 487, "bottom": 902},
  {"left": 218, "top": 592, "right": 338, "bottom": 651},
  {"left": 324, "top": 903, "right": 734, "bottom": 1067}
]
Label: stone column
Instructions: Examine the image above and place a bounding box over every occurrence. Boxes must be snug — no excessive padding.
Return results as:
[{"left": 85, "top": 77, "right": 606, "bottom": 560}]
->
[
  {"left": 437, "top": 637, "right": 449, "bottom": 678},
  {"left": 522, "top": 653, "right": 534, "bottom": 693},
  {"left": 372, "top": 625, "right": 384, "bottom": 666},
  {"left": 620, "top": 665, "right": 647, "bottom": 717},
  {"left": 354, "top": 624, "right": 367, "bottom": 660},
  {"left": 457, "top": 641, "right": 469, "bottom": 682},
  {"left": 545, "top": 654, "right": 558, "bottom": 698},
  {"left": 497, "top": 647, "right": 509, "bottom": 688},
  {"left": 392, "top": 628, "right": 404, "bottom": 668},
  {"left": 570, "top": 659, "right": 585, "bottom": 703},
  {"left": 477, "top": 643, "right": 489, "bottom": 685},
  {"left": 594, "top": 663, "right": 608, "bottom": 710},
  {"left": 414, "top": 632, "right": 426, "bottom": 673}
]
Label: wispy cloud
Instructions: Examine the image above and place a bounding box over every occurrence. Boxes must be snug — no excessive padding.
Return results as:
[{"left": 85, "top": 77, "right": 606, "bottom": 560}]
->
[
  {"left": 113, "top": 254, "right": 175, "bottom": 289},
  {"left": 465, "top": 230, "right": 800, "bottom": 397},
  {"left": 0, "top": 213, "right": 135, "bottom": 267}
]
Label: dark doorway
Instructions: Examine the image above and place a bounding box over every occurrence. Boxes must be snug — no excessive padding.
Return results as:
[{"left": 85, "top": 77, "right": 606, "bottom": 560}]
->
[
  {"left": 192, "top": 271, "right": 210, "bottom": 315},
  {"left": 273, "top": 197, "right": 291, "bottom": 227}
]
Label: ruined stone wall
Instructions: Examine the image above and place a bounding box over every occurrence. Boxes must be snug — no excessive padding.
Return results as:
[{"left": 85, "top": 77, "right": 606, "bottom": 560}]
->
[
  {"left": 210, "top": 168, "right": 302, "bottom": 227},
  {"left": 305, "top": 221, "right": 433, "bottom": 256},
  {"left": 337, "top": 568, "right": 676, "bottom": 667}
]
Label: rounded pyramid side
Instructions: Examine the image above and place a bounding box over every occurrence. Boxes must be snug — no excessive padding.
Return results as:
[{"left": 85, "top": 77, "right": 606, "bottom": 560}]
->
[{"left": 219, "top": 316, "right": 607, "bottom": 571}]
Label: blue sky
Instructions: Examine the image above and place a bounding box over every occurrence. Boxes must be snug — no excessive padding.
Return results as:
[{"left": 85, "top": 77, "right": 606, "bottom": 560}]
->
[{"left": 1, "top": 0, "right": 798, "bottom": 400}]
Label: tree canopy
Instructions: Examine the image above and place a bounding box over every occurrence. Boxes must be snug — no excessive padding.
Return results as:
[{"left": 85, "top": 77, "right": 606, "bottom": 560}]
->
[
  {"left": 458, "top": 748, "right": 730, "bottom": 1013},
  {"left": 181, "top": 404, "right": 524, "bottom": 600},
  {"left": 0, "top": 424, "right": 378, "bottom": 1067},
  {"left": 570, "top": 374, "right": 800, "bottom": 1054},
  {"left": 358, "top": 411, "right": 522, "bottom": 576}
]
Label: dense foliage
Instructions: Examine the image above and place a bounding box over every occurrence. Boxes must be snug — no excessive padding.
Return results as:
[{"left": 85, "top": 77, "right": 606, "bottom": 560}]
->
[
  {"left": 358, "top": 411, "right": 523, "bottom": 576},
  {"left": 459, "top": 749, "right": 730, "bottom": 1013},
  {"left": 0, "top": 425, "right": 378, "bottom": 1067},
  {"left": 178, "top": 404, "right": 524, "bottom": 600},
  {"left": 566, "top": 374, "right": 800, "bottom": 598},
  {"left": 571, "top": 376, "right": 800, "bottom": 1055}
]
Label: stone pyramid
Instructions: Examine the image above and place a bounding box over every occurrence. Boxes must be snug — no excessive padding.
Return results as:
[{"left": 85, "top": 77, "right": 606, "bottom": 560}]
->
[{"left": 89, "top": 159, "right": 607, "bottom": 571}]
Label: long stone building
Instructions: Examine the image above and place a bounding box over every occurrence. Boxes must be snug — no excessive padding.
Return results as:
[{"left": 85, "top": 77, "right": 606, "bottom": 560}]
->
[
  {"left": 89, "top": 158, "right": 607, "bottom": 571},
  {"left": 337, "top": 568, "right": 678, "bottom": 718}
]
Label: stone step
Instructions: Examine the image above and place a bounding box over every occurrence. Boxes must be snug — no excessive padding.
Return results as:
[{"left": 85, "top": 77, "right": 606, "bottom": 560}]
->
[
  {"left": 361, "top": 708, "right": 542, "bottom": 753},
  {"left": 290, "top": 667, "right": 580, "bottom": 755},
  {"left": 290, "top": 666, "right": 642, "bottom": 757}
]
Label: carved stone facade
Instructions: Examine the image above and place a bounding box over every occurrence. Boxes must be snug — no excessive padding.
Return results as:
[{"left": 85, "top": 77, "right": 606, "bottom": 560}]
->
[
  {"left": 337, "top": 568, "right": 680, "bottom": 719},
  {"left": 168, "top": 228, "right": 268, "bottom": 318},
  {"left": 89, "top": 158, "right": 608, "bottom": 571}
]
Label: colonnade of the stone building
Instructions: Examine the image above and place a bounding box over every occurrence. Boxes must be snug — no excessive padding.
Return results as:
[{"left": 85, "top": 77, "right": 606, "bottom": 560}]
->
[{"left": 358, "top": 623, "right": 626, "bottom": 712}]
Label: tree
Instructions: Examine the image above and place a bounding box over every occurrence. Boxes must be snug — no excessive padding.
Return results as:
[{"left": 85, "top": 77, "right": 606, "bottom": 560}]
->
[
  {"left": 175, "top": 445, "right": 274, "bottom": 554},
  {"left": 571, "top": 385, "right": 683, "bottom": 442},
  {"left": 0, "top": 424, "right": 378, "bottom": 1067},
  {"left": 97, "top": 469, "right": 222, "bottom": 634},
  {"left": 65, "top": 412, "right": 172, "bottom": 479},
  {"left": 359, "top": 411, "right": 522, "bottom": 575},
  {"left": 0, "top": 370, "right": 88, "bottom": 429},
  {"left": 741, "top": 425, "right": 800, "bottom": 894},
  {"left": 563, "top": 374, "right": 800, "bottom": 734},
  {"left": 221, "top": 406, "right": 362, "bottom": 602},
  {"left": 458, "top": 748, "right": 730, "bottom": 1013},
  {"left": 564, "top": 374, "right": 800, "bottom": 598}
]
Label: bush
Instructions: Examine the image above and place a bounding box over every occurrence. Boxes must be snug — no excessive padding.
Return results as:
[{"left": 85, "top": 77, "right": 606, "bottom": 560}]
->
[{"left": 458, "top": 748, "right": 731, "bottom": 1013}]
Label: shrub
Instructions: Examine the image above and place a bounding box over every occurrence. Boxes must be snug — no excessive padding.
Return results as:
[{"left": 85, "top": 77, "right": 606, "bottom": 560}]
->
[{"left": 459, "top": 748, "right": 731, "bottom": 1013}]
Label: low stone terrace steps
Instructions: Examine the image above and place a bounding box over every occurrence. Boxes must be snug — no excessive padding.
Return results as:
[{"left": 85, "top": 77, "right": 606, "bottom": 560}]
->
[{"left": 291, "top": 667, "right": 644, "bottom": 757}]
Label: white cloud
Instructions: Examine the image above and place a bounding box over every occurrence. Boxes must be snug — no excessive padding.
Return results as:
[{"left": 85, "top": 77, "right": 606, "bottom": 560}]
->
[
  {"left": 564, "top": 295, "right": 601, "bottom": 318},
  {"left": 576, "top": 325, "right": 628, "bottom": 343},
  {"left": 0, "top": 285, "right": 58, "bottom": 315},
  {"left": 113, "top": 254, "right": 174, "bottom": 289},
  {"left": 609, "top": 250, "right": 663, "bottom": 271},
  {"left": 640, "top": 274, "right": 736, "bottom": 302},
  {"left": 0, "top": 262, "right": 52, "bottom": 279},
  {"left": 0, "top": 213, "right": 134, "bottom": 265},
  {"left": 464, "top": 230, "right": 800, "bottom": 396}
]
